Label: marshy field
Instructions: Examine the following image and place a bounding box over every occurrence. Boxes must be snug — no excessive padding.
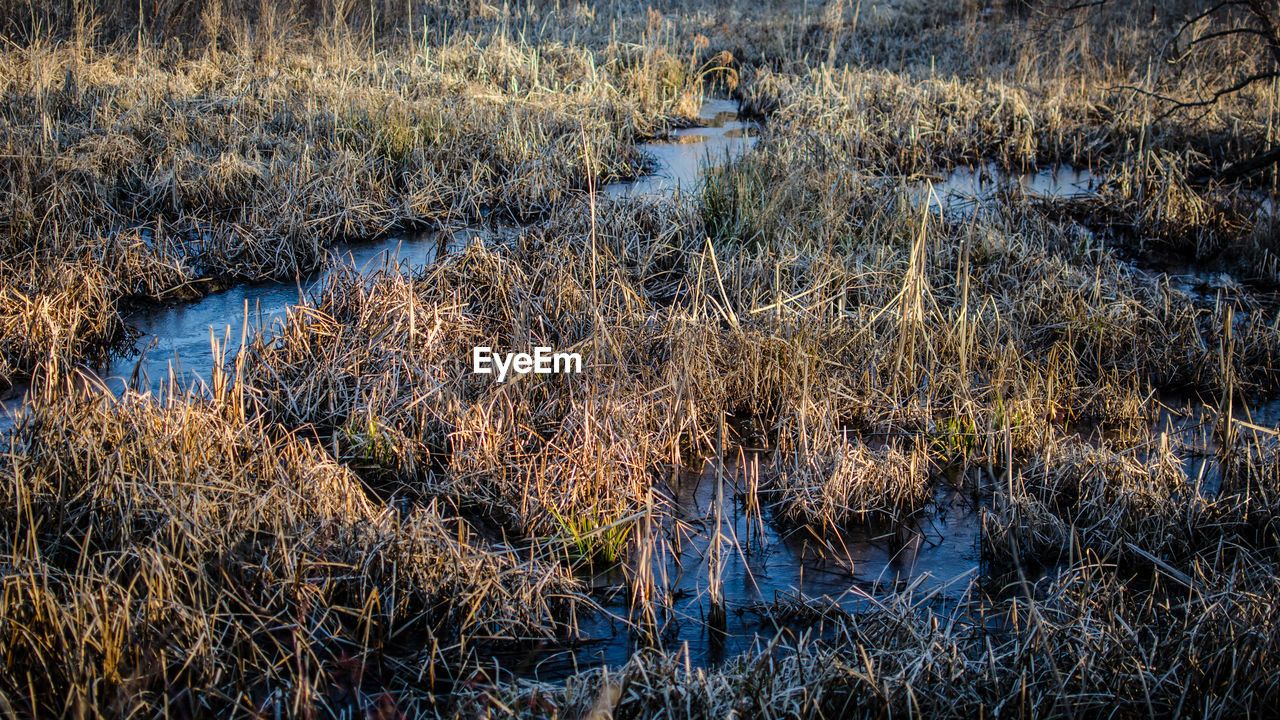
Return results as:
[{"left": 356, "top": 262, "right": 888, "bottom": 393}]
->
[{"left": 2, "top": 0, "right": 1280, "bottom": 716}]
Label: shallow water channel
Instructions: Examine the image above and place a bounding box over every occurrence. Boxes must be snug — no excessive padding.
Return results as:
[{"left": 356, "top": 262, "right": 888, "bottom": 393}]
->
[
  {"left": 603, "top": 99, "right": 757, "bottom": 198},
  {"left": 98, "top": 226, "right": 491, "bottom": 396},
  {"left": 89, "top": 98, "right": 756, "bottom": 399}
]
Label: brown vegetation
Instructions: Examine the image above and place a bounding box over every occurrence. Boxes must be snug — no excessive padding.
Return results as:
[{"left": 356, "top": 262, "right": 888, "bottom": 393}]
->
[{"left": 0, "top": 0, "right": 1279, "bottom": 717}]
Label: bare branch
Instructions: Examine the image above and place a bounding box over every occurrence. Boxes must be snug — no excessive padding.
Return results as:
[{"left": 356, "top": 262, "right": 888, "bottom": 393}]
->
[
  {"left": 1043, "top": 0, "right": 1126, "bottom": 34},
  {"left": 1056, "top": 0, "right": 1108, "bottom": 11},
  {"left": 1085, "top": 0, "right": 1280, "bottom": 179},
  {"left": 1242, "top": 0, "right": 1280, "bottom": 66},
  {"left": 1168, "top": 70, "right": 1280, "bottom": 111},
  {"left": 1113, "top": 70, "right": 1280, "bottom": 123},
  {"left": 1184, "top": 26, "right": 1273, "bottom": 49},
  {"left": 1169, "top": 0, "right": 1248, "bottom": 47}
]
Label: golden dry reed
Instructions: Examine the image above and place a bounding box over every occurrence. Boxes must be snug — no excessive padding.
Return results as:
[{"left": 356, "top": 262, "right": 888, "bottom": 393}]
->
[{"left": 1, "top": 0, "right": 1279, "bottom": 717}]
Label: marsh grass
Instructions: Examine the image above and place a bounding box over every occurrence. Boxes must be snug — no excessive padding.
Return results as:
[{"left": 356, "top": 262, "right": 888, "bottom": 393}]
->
[
  {"left": 213, "top": 157, "right": 1280, "bottom": 713},
  {"left": 0, "top": 6, "right": 716, "bottom": 384},
  {"left": 4, "top": 0, "right": 1280, "bottom": 716},
  {"left": 8, "top": 145, "right": 1279, "bottom": 716},
  {"left": 769, "top": 421, "right": 931, "bottom": 528},
  {"left": 0, "top": 366, "right": 587, "bottom": 717}
]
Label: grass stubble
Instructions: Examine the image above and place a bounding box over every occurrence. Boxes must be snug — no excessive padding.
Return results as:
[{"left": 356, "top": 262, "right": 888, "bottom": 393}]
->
[{"left": 2, "top": 0, "right": 1280, "bottom": 717}]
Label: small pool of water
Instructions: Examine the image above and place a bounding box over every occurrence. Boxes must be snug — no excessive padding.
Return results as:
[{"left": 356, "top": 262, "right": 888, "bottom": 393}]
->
[
  {"left": 915, "top": 162, "right": 1099, "bottom": 216},
  {"left": 492, "top": 451, "right": 982, "bottom": 682},
  {"left": 99, "top": 226, "right": 489, "bottom": 397},
  {"left": 603, "top": 99, "right": 758, "bottom": 198}
]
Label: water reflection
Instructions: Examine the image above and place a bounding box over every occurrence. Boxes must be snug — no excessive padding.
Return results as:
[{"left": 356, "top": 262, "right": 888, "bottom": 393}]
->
[{"left": 604, "top": 99, "right": 758, "bottom": 198}]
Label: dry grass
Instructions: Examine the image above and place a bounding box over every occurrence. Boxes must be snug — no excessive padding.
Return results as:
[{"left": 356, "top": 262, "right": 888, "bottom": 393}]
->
[
  {"left": 0, "top": 372, "right": 584, "bottom": 717},
  {"left": 770, "top": 422, "right": 931, "bottom": 527},
  {"left": 0, "top": 7, "right": 717, "bottom": 384},
  {"left": 2, "top": 0, "right": 1280, "bottom": 716}
]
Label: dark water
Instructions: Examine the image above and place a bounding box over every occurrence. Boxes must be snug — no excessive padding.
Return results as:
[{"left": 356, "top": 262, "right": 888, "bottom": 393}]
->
[
  {"left": 489, "top": 452, "right": 981, "bottom": 682},
  {"left": 914, "top": 162, "right": 1098, "bottom": 215},
  {"left": 99, "top": 227, "right": 487, "bottom": 396}
]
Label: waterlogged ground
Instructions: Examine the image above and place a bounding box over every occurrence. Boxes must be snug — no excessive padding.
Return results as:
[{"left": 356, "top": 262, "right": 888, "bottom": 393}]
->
[
  {"left": 492, "top": 454, "right": 982, "bottom": 682},
  {"left": 41, "top": 100, "right": 1244, "bottom": 409},
  {"left": 93, "top": 99, "right": 756, "bottom": 399},
  {"left": 16, "top": 99, "right": 976, "bottom": 678},
  {"left": 4, "top": 97, "right": 1275, "bottom": 687}
]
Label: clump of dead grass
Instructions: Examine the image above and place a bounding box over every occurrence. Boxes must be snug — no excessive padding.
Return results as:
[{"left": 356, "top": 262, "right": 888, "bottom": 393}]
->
[
  {"left": 770, "top": 425, "right": 930, "bottom": 527},
  {"left": 0, "top": 370, "right": 583, "bottom": 717}
]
